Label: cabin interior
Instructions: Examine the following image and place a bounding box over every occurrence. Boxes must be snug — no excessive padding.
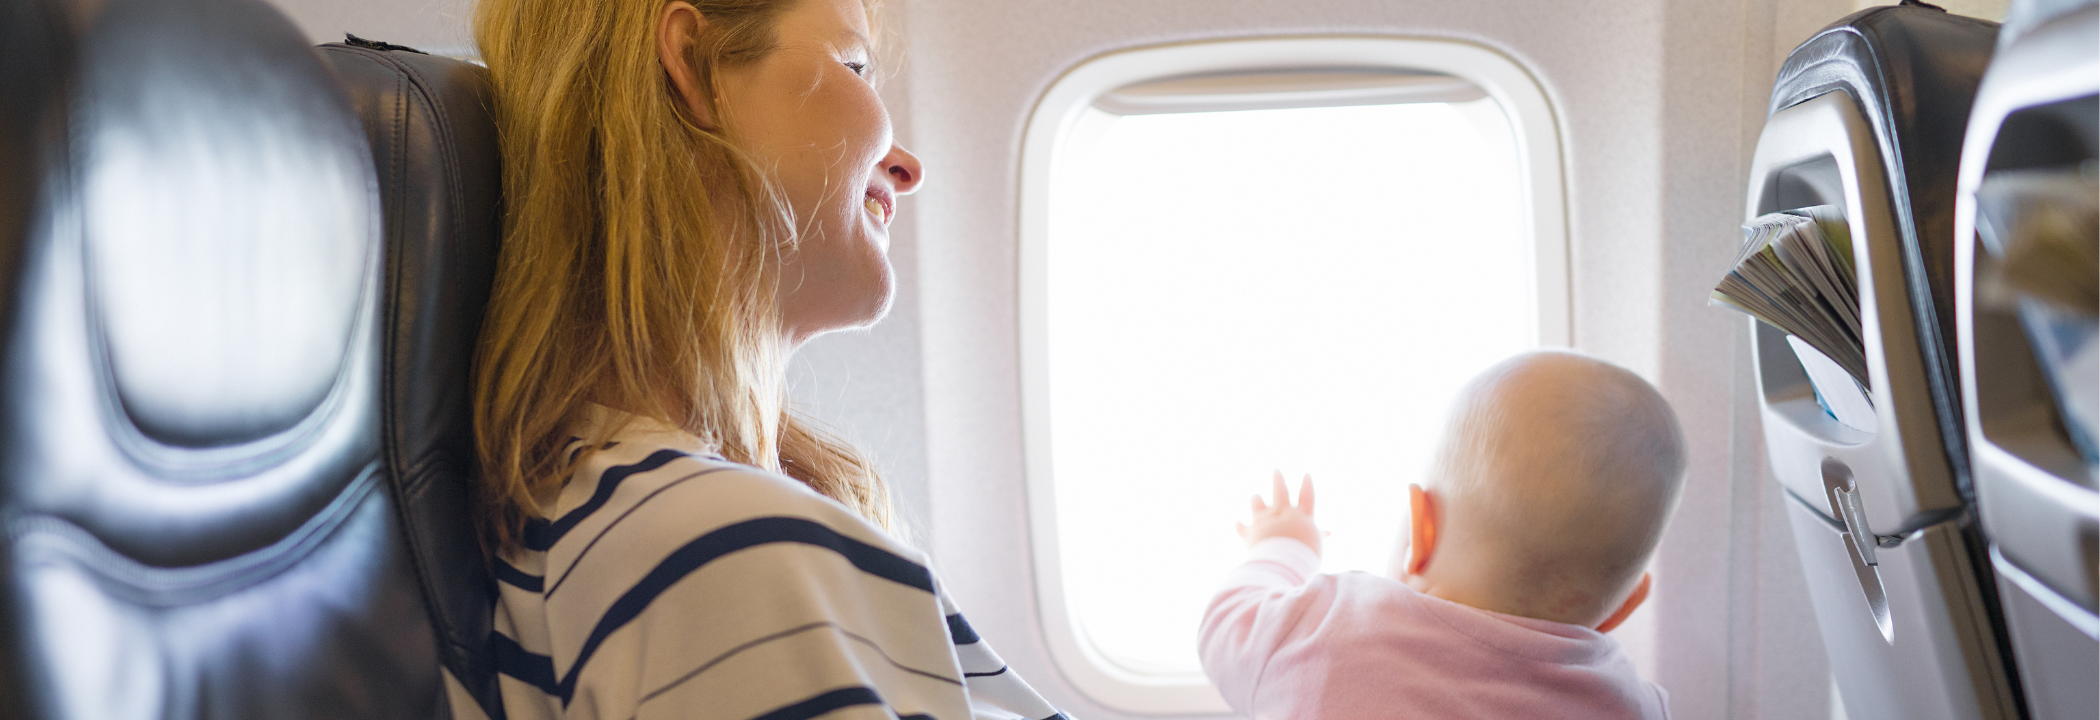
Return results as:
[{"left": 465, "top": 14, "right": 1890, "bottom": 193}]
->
[{"left": 0, "top": 0, "right": 2093, "bottom": 718}]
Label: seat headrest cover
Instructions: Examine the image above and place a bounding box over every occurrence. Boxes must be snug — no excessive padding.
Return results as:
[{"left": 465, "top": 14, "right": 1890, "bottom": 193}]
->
[
  {"left": 1, "top": 0, "right": 446, "bottom": 718},
  {"left": 80, "top": 0, "right": 376, "bottom": 450},
  {"left": 14, "top": 0, "right": 389, "bottom": 571}
]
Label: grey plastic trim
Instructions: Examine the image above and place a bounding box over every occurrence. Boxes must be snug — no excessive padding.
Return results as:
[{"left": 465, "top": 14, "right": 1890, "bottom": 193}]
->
[
  {"left": 1746, "top": 91, "right": 1966, "bottom": 535},
  {"left": 1992, "top": 547, "right": 2100, "bottom": 639}
]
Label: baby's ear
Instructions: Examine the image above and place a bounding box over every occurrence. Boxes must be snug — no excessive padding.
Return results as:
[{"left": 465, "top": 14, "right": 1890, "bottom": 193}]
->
[
  {"left": 1406, "top": 484, "right": 1437, "bottom": 576},
  {"left": 1595, "top": 572, "right": 1652, "bottom": 633}
]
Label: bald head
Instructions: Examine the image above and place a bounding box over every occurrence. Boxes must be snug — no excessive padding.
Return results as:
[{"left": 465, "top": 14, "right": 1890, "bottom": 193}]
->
[{"left": 1416, "top": 351, "right": 1686, "bottom": 625}]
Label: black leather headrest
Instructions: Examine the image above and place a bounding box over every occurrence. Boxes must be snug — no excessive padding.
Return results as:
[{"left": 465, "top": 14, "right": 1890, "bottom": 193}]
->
[
  {"left": 318, "top": 40, "right": 505, "bottom": 720},
  {"left": 34, "top": 0, "right": 383, "bottom": 569},
  {"left": 82, "top": 3, "right": 376, "bottom": 453},
  {"left": 0, "top": 0, "right": 445, "bottom": 716}
]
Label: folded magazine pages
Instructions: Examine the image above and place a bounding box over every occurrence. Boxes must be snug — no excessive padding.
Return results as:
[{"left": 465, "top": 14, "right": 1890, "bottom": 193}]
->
[{"left": 1712, "top": 205, "right": 1868, "bottom": 396}]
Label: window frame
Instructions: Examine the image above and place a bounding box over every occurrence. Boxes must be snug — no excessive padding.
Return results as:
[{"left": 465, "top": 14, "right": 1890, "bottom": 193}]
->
[{"left": 1016, "top": 35, "right": 1571, "bottom": 714}]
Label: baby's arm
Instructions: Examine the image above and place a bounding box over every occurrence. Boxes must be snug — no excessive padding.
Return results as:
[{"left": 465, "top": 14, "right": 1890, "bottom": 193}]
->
[{"left": 1200, "top": 473, "right": 1328, "bottom": 715}]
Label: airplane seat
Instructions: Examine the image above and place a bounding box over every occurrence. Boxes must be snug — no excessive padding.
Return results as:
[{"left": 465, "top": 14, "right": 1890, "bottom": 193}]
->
[
  {"left": 1743, "top": 4, "right": 2021, "bottom": 720},
  {"left": 315, "top": 39, "right": 506, "bottom": 720},
  {"left": 1952, "top": 0, "right": 2099, "bottom": 717},
  {"left": 0, "top": 0, "right": 501, "bottom": 717}
]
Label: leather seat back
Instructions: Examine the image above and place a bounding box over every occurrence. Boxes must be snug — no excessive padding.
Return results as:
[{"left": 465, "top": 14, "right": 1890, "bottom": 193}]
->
[
  {"left": 317, "top": 39, "right": 505, "bottom": 720},
  {"left": 0, "top": 0, "right": 495, "bottom": 716}
]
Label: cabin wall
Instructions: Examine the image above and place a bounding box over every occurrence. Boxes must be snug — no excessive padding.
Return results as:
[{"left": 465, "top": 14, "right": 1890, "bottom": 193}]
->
[
  {"left": 1655, "top": 2, "right": 1850, "bottom": 717},
  {"left": 253, "top": 1, "right": 2005, "bottom": 718},
  {"left": 274, "top": 0, "right": 474, "bottom": 55}
]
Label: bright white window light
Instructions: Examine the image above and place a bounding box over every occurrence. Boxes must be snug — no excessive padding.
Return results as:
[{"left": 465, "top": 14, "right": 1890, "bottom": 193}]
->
[{"left": 1044, "top": 99, "right": 1537, "bottom": 677}]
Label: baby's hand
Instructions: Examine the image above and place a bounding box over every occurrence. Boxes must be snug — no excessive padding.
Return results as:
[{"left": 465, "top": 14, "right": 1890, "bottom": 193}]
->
[{"left": 1237, "top": 471, "right": 1323, "bottom": 555}]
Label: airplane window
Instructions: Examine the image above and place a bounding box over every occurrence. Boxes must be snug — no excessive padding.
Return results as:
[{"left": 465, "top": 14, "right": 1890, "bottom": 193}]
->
[
  {"left": 1018, "top": 38, "right": 1568, "bottom": 712},
  {"left": 1045, "top": 99, "right": 1533, "bottom": 677}
]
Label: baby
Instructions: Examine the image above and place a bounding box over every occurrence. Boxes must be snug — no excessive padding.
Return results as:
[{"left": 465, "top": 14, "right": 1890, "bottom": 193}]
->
[{"left": 1199, "top": 351, "right": 1685, "bottom": 719}]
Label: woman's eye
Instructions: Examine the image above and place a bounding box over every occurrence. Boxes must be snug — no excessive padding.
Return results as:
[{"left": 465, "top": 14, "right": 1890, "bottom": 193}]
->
[{"left": 845, "top": 62, "right": 868, "bottom": 76}]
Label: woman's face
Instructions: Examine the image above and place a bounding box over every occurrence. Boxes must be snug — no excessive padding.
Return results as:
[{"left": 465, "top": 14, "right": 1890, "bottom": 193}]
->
[{"left": 706, "top": 0, "right": 924, "bottom": 346}]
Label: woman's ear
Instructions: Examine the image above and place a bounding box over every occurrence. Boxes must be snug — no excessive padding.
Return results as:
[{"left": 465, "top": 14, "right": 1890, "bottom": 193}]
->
[
  {"left": 1595, "top": 572, "right": 1652, "bottom": 633},
  {"left": 657, "top": 1, "right": 716, "bottom": 130},
  {"left": 1406, "top": 484, "right": 1437, "bottom": 576}
]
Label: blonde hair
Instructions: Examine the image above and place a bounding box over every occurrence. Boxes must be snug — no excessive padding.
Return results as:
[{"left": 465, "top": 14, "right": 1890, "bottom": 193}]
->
[{"left": 471, "top": 0, "right": 896, "bottom": 552}]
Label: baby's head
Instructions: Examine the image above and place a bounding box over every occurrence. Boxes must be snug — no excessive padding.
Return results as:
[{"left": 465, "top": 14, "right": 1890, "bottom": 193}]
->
[{"left": 1395, "top": 351, "right": 1686, "bottom": 629}]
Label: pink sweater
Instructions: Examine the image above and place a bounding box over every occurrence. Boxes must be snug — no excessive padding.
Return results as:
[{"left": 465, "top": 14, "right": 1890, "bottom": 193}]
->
[{"left": 1199, "top": 538, "right": 1670, "bottom": 720}]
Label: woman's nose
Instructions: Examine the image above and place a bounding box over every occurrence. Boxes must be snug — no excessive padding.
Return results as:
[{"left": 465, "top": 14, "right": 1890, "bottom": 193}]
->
[{"left": 883, "top": 145, "right": 924, "bottom": 195}]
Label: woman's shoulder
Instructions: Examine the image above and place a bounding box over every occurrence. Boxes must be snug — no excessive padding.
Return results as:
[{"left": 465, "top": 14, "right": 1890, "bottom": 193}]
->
[
  {"left": 529, "top": 426, "right": 912, "bottom": 563},
  {"left": 563, "top": 435, "right": 817, "bottom": 511}
]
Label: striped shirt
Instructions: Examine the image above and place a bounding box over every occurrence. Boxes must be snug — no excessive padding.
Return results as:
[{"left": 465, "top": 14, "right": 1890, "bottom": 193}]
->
[{"left": 478, "top": 408, "right": 1066, "bottom": 720}]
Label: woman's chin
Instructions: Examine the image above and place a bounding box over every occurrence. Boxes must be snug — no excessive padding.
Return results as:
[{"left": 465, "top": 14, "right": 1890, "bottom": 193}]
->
[
  {"left": 784, "top": 281, "right": 895, "bottom": 347},
  {"left": 854, "top": 277, "right": 898, "bottom": 328}
]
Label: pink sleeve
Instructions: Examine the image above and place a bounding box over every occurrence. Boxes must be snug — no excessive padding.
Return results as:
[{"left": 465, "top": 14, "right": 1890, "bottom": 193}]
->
[{"left": 1197, "top": 538, "right": 1327, "bottom": 713}]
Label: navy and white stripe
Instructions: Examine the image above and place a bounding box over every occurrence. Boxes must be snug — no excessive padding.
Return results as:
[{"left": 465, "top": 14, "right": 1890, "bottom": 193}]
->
[{"left": 465, "top": 408, "right": 1066, "bottom": 720}]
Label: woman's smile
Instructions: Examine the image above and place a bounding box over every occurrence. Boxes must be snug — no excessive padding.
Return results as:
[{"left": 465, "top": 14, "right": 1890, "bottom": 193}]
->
[{"left": 863, "top": 185, "right": 894, "bottom": 228}]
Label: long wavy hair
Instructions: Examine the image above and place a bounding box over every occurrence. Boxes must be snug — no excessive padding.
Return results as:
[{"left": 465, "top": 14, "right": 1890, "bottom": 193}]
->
[{"left": 471, "top": 0, "right": 896, "bottom": 552}]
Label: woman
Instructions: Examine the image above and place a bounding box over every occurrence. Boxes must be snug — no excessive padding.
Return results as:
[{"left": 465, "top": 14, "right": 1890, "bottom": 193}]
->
[{"left": 469, "top": 0, "right": 1065, "bottom": 718}]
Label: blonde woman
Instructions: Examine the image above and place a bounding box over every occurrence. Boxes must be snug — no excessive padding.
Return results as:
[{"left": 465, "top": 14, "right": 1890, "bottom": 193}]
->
[{"left": 470, "top": 0, "right": 1065, "bottom": 718}]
